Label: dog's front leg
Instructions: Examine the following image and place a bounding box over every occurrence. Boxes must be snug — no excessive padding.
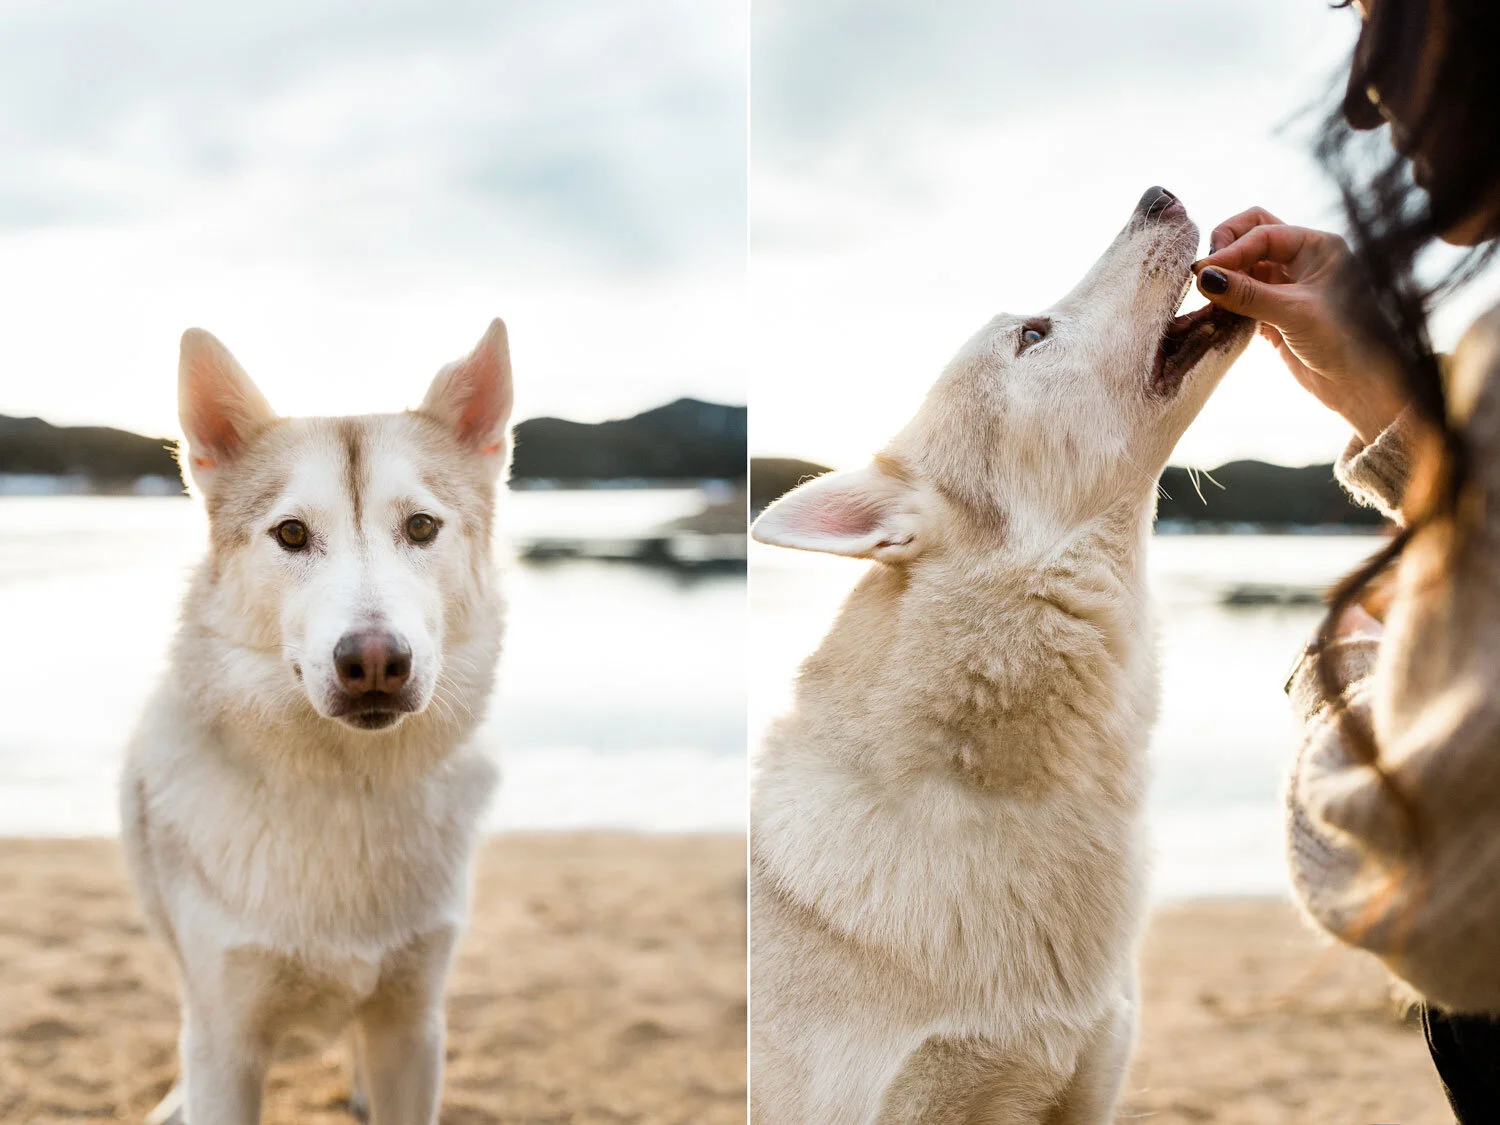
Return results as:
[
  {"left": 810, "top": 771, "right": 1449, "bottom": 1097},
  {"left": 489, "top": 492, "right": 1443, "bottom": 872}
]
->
[
  {"left": 1043, "top": 977, "right": 1138, "bottom": 1125},
  {"left": 180, "top": 1009, "right": 270, "bottom": 1125},
  {"left": 347, "top": 1025, "right": 371, "bottom": 1123},
  {"left": 357, "top": 1006, "right": 446, "bottom": 1125},
  {"left": 355, "top": 926, "right": 458, "bottom": 1125}
]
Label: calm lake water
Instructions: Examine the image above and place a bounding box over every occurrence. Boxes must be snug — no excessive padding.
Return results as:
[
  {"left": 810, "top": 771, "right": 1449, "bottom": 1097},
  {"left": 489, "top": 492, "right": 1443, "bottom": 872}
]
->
[
  {"left": 750, "top": 534, "right": 1385, "bottom": 900},
  {"left": 0, "top": 491, "right": 746, "bottom": 836},
  {"left": 0, "top": 493, "right": 1385, "bottom": 899}
]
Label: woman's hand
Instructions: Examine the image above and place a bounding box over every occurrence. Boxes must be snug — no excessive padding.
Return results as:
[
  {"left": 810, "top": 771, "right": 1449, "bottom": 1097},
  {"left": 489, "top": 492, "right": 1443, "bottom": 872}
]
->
[{"left": 1193, "top": 207, "right": 1410, "bottom": 444}]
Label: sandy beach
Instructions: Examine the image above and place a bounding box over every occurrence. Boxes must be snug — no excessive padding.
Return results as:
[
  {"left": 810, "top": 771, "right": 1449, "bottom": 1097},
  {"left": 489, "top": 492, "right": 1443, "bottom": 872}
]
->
[
  {"left": 1125, "top": 899, "right": 1451, "bottom": 1124},
  {"left": 0, "top": 836, "right": 1452, "bottom": 1124},
  {"left": 0, "top": 835, "right": 747, "bottom": 1124}
]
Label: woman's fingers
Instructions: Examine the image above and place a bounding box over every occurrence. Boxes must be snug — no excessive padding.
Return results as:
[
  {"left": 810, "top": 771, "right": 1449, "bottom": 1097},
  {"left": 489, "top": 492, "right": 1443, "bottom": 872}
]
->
[
  {"left": 1195, "top": 263, "right": 1306, "bottom": 324},
  {"left": 1192, "top": 221, "right": 1348, "bottom": 327},
  {"left": 1208, "top": 206, "right": 1286, "bottom": 254},
  {"left": 1250, "top": 260, "right": 1289, "bottom": 286},
  {"left": 1200, "top": 224, "right": 1327, "bottom": 275}
]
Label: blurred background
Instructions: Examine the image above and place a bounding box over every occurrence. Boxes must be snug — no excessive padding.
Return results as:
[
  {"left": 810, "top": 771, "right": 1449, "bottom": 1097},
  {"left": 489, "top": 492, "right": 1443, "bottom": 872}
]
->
[
  {"left": 750, "top": 3, "right": 1483, "bottom": 1117},
  {"left": 0, "top": 0, "right": 748, "bottom": 837}
]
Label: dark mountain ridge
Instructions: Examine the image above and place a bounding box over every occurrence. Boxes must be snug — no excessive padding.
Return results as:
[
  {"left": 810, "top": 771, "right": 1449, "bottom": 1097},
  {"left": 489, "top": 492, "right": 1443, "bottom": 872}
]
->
[
  {"left": 0, "top": 398, "right": 749, "bottom": 489},
  {"left": 0, "top": 414, "right": 177, "bottom": 484},
  {"left": 511, "top": 398, "right": 746, "bottom": 482},
  {"left": 751, "top": 456, "right": 1386, "bottom": 529}
]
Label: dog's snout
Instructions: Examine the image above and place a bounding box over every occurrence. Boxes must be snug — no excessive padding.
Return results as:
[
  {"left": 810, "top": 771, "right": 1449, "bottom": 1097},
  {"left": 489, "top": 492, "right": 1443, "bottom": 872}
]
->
[
  {"left": 333, "top": 630, "right": 412, "bottom": 696},
  {"left": 1136, "top": 185, "right": 1183, "bottom": 222}
]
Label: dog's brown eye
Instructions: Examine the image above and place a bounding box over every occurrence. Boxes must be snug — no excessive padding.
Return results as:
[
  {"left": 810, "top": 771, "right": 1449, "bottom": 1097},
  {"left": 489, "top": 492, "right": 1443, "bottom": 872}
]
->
[
  {"left": 275, "top": 520, "right": 308, "bottom": 551},
  {"left": 406, "top": 513, "right": 439, "bottom": 544}
]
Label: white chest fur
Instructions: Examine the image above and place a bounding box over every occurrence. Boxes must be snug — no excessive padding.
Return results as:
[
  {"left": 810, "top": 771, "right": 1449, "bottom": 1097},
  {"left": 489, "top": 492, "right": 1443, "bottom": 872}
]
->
[{"left": 130, "top": 703, "right": 497, "bottom": 968}]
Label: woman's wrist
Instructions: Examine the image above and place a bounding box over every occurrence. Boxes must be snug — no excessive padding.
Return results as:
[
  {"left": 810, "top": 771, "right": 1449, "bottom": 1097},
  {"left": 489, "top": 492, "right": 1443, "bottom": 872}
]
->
[
  {"left": 1342, "top": 393, "right": 1407, "bottom": 445},
  {"left": 1333, "top": 358, "right": 1409, "bottom": 445}
]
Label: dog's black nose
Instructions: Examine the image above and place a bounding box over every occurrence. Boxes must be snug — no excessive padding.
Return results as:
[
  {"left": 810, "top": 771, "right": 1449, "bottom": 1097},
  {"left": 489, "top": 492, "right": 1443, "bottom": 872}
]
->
[
  {"left": 1137, "top": 185, "right": 1183, "bottom": 221},
  {"left": 333, "top": 630, "right": 412, "bottom": 696}
]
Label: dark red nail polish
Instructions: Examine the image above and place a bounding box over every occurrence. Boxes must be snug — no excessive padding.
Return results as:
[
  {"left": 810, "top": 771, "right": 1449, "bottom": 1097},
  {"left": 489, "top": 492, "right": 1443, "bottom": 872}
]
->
[{"left": 1200, "top": 268, "right": 1229, "bottom": 295}]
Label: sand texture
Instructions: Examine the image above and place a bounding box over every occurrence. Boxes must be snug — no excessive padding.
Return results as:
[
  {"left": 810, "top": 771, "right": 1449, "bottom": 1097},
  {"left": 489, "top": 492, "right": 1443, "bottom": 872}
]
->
[
  {"left": 0, "top": 839, "right": 1453, "bottom": 1123},
  {"left": 0, "top": 835, "right": 746, "bottom": 1124},
  {"left": 1124, "top": 898, "right": 1452, "bottom": 1123}
]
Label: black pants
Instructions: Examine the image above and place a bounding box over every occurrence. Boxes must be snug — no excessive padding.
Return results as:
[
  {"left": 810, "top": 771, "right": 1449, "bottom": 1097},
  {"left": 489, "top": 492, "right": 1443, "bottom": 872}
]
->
[{"left": 1423, "top": 1004, "right": 1500, "bottom": 1122}]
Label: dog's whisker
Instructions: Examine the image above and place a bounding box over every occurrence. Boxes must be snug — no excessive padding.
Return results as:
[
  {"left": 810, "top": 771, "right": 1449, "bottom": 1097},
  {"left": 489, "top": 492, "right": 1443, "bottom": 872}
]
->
[{"left": 430, "top": 682, "right": 476, "bottom": 723}]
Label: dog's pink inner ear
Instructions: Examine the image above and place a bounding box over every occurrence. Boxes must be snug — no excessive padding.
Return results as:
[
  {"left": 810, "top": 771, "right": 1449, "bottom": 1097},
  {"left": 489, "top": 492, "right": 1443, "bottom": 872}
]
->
[
  {"left": 184, "top": 393, "right": 248, "bottom": 465},
  {"left": 798, "top": 490, "right": 884, "bottom": 540},
  {"left": 425, "top": 319, "right": 515, "bottom": 455},
  {"left": 752, "top": 468, "right": 918, "bottom": 559},
  {"left": 455, "top": 368, "right": 507, "bottom": 452},
  {"left": 178, "top": 329, "right": 274, "bottom": 469}
]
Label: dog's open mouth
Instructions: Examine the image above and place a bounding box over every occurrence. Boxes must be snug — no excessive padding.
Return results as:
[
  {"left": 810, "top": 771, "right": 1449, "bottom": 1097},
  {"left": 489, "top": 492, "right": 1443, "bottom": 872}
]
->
[{"left": 1151, "top": 299, "right": 1248, "bottom": 397}]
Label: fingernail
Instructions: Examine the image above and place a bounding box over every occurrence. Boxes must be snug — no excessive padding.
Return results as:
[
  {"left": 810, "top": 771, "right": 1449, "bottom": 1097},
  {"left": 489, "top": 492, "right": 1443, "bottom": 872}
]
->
[{"left": 1199, "top": 268, "right": 1229, "bottom": 295}]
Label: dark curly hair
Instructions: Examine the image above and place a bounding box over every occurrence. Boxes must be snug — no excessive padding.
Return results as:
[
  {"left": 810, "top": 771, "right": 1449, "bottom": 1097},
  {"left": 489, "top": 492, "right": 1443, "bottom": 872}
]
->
[{"left": 1315, "top": 0, "right": 1500, "bottom": 854}]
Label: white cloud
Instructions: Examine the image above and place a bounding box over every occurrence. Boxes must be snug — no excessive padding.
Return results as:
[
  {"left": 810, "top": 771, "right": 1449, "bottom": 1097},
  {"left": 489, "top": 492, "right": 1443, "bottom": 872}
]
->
[{"left": 0, "top": 0, "right": 746, "bottom": 436}]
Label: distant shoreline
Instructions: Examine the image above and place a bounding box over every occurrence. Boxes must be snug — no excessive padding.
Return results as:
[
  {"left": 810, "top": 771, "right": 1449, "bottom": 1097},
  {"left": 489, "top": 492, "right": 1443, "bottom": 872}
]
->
[
  {"left": 751, "top": 455, "right": 1391, "bottom": 530},
  {"left": 0, "top": 398, "right": 749, "bottom": 490},
  {"left": 0, "top": 473, "right": 184, "bottom": 497}
]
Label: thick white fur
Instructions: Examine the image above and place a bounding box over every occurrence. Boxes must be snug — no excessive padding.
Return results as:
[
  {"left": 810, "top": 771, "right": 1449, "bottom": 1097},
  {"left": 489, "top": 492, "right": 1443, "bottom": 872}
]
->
[
  {"left": 121, "top": 321, "right": 513, "bottom": 1125},
  {"left": 750, "top": 197, "right": 1254, "bottom": 1124}
]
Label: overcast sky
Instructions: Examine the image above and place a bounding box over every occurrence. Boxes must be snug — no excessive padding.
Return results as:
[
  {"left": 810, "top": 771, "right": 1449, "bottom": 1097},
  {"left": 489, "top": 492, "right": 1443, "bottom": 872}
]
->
[
  {"left": 750, "top": 0, "right": 1497, "bottom": 469},
  {"left": 0, "top": 0, "right": 745, "bottom": 438}
]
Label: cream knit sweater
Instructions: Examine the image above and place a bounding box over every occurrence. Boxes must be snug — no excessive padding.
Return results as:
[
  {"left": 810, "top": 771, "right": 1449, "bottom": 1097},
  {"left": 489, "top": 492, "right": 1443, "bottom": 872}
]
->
[{"left": 1286, "top": 302, "right": 1500, "bottom": 1013}]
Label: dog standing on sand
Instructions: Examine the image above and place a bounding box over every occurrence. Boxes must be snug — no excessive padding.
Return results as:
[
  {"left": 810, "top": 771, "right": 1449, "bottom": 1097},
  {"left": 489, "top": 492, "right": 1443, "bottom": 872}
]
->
[
  {"left": 120, "top": 320, "right": 514, "bottom": 1125},
  {"left": 749, "top": 189, "right": 1254, "bottom": 1124}
]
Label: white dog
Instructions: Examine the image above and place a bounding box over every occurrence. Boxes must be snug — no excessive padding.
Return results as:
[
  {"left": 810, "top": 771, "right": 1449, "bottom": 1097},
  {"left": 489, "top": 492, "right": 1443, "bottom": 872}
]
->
[
  {"left": 749, "top": 189, "right": 1253, "bottom": 1124},
  {"left": 120, "top": 320, "right": 514, "bottom": 1125}
]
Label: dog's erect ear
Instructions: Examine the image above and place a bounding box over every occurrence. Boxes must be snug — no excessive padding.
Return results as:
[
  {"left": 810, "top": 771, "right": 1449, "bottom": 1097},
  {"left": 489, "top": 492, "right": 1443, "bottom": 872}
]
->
[
  {"left": 177, "top": 328, "right": 277, "bottom": 496},
  {"left": 751, "top": 466, "right": 924, "bottom": 562},
  {"left": 420, "top": 318, "right": 515, "bottom": 474}
]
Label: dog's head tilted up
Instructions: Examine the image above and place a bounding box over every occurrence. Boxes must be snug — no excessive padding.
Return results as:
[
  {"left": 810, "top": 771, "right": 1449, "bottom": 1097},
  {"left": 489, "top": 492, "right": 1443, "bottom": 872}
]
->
[
  {"left": 174, "top": 321, "right": 512, "bottom": 740},
  {"left": 754, "top": 188, "right": 1254, "bottom": 563}
]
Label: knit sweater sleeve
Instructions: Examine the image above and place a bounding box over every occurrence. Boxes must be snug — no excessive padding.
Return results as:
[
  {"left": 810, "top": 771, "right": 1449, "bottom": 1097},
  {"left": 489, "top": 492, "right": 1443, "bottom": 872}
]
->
[
  {"left": 1283, "top": 639, "right": 1407, "bottom": 948},
  {"left": 1333, "top": 410, "right": 1417, "bottom": 523},
  {"left": 1284, "top": 622, "right": 1500, "bottom": 1012},
  {"left": 1279, "top": 412, "right": 1415, "bottom": 950}
]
